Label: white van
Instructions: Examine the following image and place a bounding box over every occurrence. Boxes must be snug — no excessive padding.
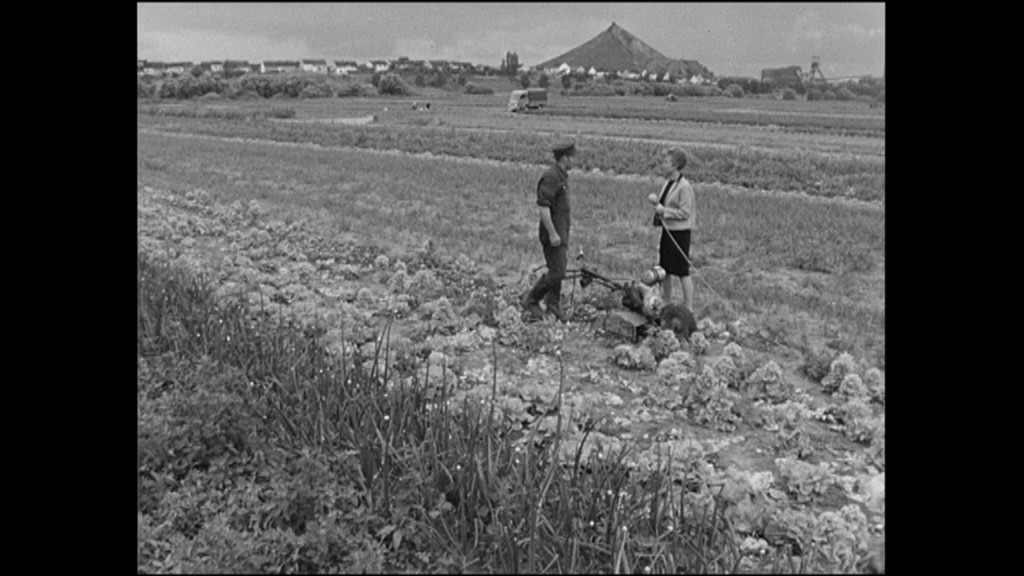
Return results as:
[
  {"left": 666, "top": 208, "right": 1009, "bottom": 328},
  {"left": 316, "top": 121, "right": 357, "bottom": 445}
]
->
[{"left": 508, "top": 88, "right": 548, "bottom": 112}]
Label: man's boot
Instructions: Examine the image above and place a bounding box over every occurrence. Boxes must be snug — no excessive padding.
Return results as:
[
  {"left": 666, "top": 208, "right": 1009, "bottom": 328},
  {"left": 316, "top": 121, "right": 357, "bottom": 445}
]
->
[
  {"left": 521, "top": 292, "right": 545, "bottom": 321},
  {"left": 544, "top": 293, "right": 567, "bottom": 322},
  {"left": 547, "top": 306, "right": 568, "bottom": 322}
]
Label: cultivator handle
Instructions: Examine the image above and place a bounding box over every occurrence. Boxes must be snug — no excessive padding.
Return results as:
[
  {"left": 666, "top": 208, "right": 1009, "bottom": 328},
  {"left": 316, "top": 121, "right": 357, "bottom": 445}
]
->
[{"left": 566, "top": 266, "right": 627, "bottom": 292}]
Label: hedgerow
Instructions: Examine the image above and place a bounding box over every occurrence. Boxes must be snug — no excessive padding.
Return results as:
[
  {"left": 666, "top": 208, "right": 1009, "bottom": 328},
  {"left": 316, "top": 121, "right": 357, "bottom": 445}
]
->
[
  {"left": 725, "top": 84, "right": 745, "bottom": 98},
  {"left": 144, "top": 72, "right": 370, "bottom": 101},
  {"left": 376, "top": 73, "right": 409, "bottom": 96},
  {"left": 157, "top": 74, "right": 231, "bottom": 99},
  {"left": 462, "top": 83, "right": 494, "bottom": 95},
  {"left": 240, "top": 74, "right": 339, "bottom": 98},
  {"left": 139, "top": 79, "right": 157, "bottom": 99}
]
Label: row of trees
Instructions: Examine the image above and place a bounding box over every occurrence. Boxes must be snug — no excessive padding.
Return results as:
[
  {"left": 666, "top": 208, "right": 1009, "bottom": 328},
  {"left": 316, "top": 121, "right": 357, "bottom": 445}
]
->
[
  {"left": 141, "top": 72, "right": 368, "bottom": 100},
  {"left": 563, "top": 79, "right": 722, "bottom": 98},
  {"left": 378, "top": 72, "right": 497, "bottom": 96},
  {"left": 139, "top": 69, "right": 488, "bottom": 101},
  {"left": 499, "top": 52, "right": 521, "bottom": 77},
  {"left": 141, "top": 66, "right": 883, "bottom": 103},
  {"left": 715, "top": 76, "right": 884, "bottom": 101},
  {"left": 411, "top": 70, "right": 473, "bottom": 89}
]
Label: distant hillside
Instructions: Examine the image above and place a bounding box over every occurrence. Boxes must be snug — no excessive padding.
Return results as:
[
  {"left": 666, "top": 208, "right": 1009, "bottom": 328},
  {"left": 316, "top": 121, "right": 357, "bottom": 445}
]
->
[{"left": 534, "top": 22, "right": 712, "bottom": 78}]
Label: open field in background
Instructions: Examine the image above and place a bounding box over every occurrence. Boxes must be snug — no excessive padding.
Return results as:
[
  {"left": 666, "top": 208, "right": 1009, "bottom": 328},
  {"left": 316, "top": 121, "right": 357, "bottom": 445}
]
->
[
  {"left": 140, "top": 95, "right": 885, "bottom": 157},
  {"left": 250, "top": 93, "right": 885, "bottom": 135},
  {"left": 531, "top": 98, "right": 884, "bottom": 138},
  {"left": 305, "top": 74, "right": 883, "bottom": 123},
  {"left": 138, "top": 101, "right": 884, "bottom": 203}
]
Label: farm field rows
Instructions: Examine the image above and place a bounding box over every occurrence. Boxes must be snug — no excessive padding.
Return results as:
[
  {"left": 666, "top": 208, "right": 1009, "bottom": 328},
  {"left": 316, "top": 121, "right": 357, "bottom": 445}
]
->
[
  {"left": 138, "top": 102, "right": 885, "bottom": 203},
  {"left": 138, "top": 93, "right": 884, "bottom": 573},
  {"left": 248, "top": 89, "right": 885, "bottom": 128},
  {"left": 142, "top": 94, "right": 886, "bottom": 158},
  {"left": 530, "top": 98, "right": 884, "bottom": 138}
]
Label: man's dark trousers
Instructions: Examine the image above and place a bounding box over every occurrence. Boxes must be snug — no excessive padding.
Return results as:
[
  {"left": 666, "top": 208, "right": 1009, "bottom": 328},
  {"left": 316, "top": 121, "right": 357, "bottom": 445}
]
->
[{"left": 527, "top": 243, "right": 567, "bottom": 309}]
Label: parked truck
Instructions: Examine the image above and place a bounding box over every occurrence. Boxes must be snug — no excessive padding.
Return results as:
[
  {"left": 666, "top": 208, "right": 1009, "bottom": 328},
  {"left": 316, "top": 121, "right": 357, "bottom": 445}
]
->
[{"left": 508, "top": 88, "right": 547, "bottom": 112}]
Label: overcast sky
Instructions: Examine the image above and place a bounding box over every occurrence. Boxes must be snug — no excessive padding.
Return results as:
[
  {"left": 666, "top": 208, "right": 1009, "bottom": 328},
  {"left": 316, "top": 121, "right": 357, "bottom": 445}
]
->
[{"left": 138, "top": 3, "right": 884, "bottom": 79}]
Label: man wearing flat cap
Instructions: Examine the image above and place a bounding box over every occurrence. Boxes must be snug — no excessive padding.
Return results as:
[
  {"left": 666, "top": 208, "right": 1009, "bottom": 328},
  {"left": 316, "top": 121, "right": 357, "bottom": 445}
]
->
[{"left": 523, "top": 141, "right": 576, "bottom": 322}]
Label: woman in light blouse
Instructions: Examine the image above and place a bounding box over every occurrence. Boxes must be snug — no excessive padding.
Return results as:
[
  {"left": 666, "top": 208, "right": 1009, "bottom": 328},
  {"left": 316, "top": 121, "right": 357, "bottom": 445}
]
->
[{"left": 649, "top": 147, "right": 695, "bottom": 312}]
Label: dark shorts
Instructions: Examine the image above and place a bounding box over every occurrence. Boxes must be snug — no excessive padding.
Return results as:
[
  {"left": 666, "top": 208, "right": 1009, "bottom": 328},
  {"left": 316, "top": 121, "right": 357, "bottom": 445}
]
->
[{"left": 659, "top": 229, "right": 691, "bottom": 277}]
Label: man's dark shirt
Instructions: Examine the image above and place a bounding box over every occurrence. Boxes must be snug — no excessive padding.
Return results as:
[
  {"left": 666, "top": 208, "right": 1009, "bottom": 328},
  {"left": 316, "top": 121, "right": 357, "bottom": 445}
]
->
[{"left": 536, "top": 162, "right": 570, "bottom": 246}]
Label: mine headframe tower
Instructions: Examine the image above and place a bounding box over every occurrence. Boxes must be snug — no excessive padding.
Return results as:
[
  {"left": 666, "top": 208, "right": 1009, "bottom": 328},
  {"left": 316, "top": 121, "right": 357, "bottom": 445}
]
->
[{"left": 807, "top": 56, "right": 829, "bottom": 85}]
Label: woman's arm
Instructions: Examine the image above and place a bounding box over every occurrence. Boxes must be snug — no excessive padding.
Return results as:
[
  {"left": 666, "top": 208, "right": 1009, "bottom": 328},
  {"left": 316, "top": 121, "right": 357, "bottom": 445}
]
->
[{"left": 659, "top": 180, "right": 692, "bottom": 221}]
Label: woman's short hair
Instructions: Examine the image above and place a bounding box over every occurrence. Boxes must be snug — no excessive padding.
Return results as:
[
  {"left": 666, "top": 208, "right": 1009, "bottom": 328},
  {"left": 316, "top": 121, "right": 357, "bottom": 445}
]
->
[{"left": 666, "top": 148, "right": 688, "bottom": 170}]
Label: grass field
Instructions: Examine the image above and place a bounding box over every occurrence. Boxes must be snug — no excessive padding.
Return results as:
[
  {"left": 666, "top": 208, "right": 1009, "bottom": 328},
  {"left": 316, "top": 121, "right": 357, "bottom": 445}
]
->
[{"left": 138, "top": 90, "right": 885, "bottom": 574}]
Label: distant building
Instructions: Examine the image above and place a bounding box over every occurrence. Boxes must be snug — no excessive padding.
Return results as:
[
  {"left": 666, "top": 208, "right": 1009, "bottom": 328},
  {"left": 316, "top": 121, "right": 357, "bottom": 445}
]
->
[
  {"left": 301, "top": 59, "right": 329, "bottom": 74},
  {"left": 262, "top": 60, "right": 301, "bottom": 74},
  {"left": 223, "top": 60, "right": 253, "bottom": 76},
  {"left": 142, "top": 62, "right": 165, "bottom": 78},
  {"left": 761, "top": 66, "right": 803, "bottom": 87},
  {"left": 193, "top": 61, "right": 224, "bottom": 75},
  {"left": 546, "top": 63, "right": 572, "bottom": 77},
  {"left": 333, "top": 60, "right": 359, "bottom": 75},
  {"left": 164, "top": 62, "right": 193, "bottom": 76}
]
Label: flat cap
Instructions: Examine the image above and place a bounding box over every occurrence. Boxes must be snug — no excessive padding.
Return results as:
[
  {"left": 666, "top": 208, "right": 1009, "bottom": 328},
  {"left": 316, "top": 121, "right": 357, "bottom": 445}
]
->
[{"left": 553, "top": 142, "right": 576, "bottom": 156}]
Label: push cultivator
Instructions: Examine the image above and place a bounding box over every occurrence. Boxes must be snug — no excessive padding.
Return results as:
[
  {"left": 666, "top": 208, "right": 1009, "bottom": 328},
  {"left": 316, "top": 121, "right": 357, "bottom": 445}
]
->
[{"left": 546, "top": 248, "right": 696, "bottom": 341}]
